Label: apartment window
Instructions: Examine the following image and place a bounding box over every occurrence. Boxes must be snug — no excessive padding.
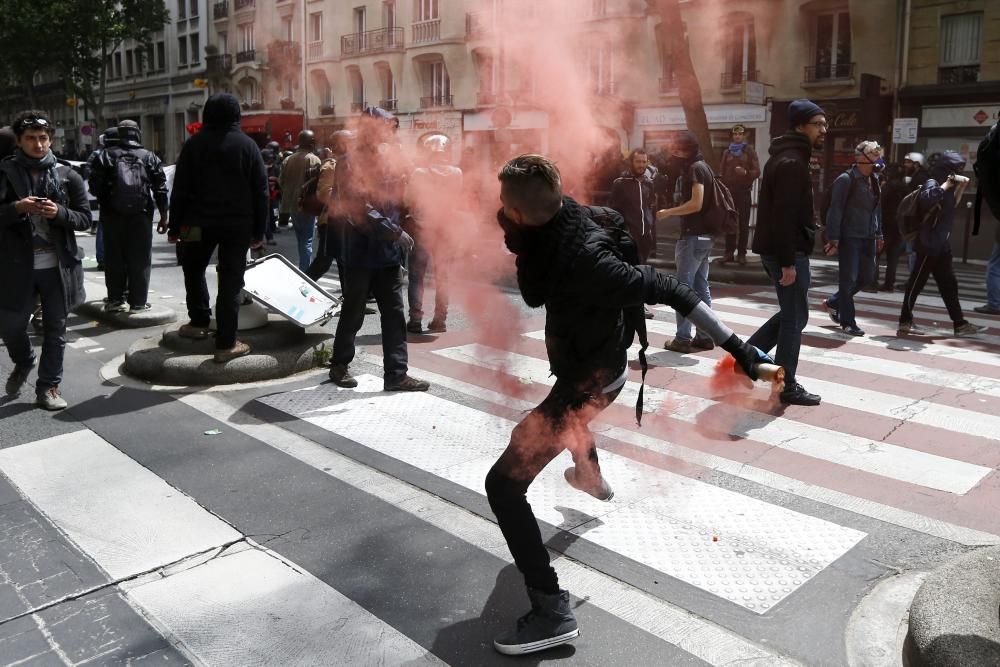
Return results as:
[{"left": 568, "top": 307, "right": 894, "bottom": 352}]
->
[
  {"left": 113, "top": 51, "right": 122, "bottom": 78},
  {"left": 191, "top": 32, "right": 200, "bottom": 63},
  {"left": 654, "top": 21, "right": 687, "bottom": 92},
  {"left": 421, "top": 59, "right": 450, "bottom": 106},
  {"left": 178, "top": 35, "right": 189, "bottom": 65},
  {"left": 814, "top": 9, "right": 851, "bottom": 79},
  {"left": 218, "top": 32, "right": 228, "bottom": 54},
  {"left": 939, "top": 12, "right": 982, "bottom": 84},
  {"left": 587, "top": 41, "right": 615, "bottom": 95},
  {"left": 309, "top": 13, "right": 322, "bottom": 42},
  {"left": 177, "top": 0, "right": 186, "bottom": 20},
  {"left": 723, "top": 17, "right": 756, "bottom": 86},
  {"left": 384, "top": 1, "right": 396, "bottom": 29},
  {"left": 126, "top": 49, "right": 135, "bottom": 76},
  {"left": 241, "top": 78, "right": 259, "bottom": 103},
  {"left": 415, "top": 0, "right": 438, "bottom": 22},
  {"left": 376, "top": 64, "right": 396, "bottom": 108},
  {"left": 349, "top": 67, "right": 365, "bottom": 110},
  {"left": 281, "top": 16, "right": 292, "bottom": 42},
  {"left": 157, "top": 41, "right": 166, "bottom": 70},
  {"left": 189, "top": 0, "right": 198, "bottom": 17},
  {"left": 239, "top": 22, "right": 254, "bottom": 52}
]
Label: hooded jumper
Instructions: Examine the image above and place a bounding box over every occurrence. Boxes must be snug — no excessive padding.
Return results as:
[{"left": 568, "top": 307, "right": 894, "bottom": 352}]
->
[
  {"left": 168, "top": 93, "right": 268, "bottom": 239},
  {"left": 917, "top": 151, "right": 968, "bottom": 256},
  {"left": 752, "top": 133, "right": 817, "bottom": 266}
]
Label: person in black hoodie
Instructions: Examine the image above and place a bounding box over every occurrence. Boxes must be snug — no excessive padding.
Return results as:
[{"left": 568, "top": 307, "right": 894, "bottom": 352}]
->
[
  {"left": 486, "top": 154, "right": 773, "bottom": 656},
  {"left": 167, "top": 93, "right": 267, "bottom": 363},
  {"left": 747, "top": 99, "right": 826, "bottom": 406}
]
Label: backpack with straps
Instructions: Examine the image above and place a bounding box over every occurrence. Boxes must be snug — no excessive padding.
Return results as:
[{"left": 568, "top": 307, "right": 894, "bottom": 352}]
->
[
  {"left": 108, "top": 150, "right": 150, "bottom": 214},
  {"left": 700, "top": 172, "right": 739, "bottom": 237},
  {"left": 973, "top": 123, "right": 1000, "bottom": 236},
  {"left": 896, "top": 185, "right": 941, "bottom": 242}
]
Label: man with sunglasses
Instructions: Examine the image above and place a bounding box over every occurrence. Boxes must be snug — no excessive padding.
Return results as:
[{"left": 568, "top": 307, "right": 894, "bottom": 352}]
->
[
  {"left": 819, "top": 141, "right": 885, "bottom": 337},
  {"left": 0, "top": 111, "right": 92, "bottom": 409}
]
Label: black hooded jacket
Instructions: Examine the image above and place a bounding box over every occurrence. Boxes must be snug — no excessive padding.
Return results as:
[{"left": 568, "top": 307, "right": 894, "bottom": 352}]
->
[
  {"left": 88, "top": 125, "right": 168, "bottom": 215},
  {"left": 168, "top": 93, "right": 268, "bottom": 238},
  {"left": 752, "top": 133, "right": 817, "bottom": 266}
]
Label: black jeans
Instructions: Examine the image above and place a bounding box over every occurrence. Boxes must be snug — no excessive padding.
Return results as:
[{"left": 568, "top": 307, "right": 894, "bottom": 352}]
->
[
  {"left": 102, "top": 211, "right": 153, "bottom": 307},
  {"left": 181, "top": 226, "right": 250, "bottom": 349},
  {"left": 485, "top": 370, "right": 623, "bottom": 594},
  {"left": 0, "top": 268, "right": 66, "bottom": 392},
  {"left": 724, "top": 187, "right": 753, "bottom": 258},
  {"left": 305, "top": 223, "right": 344, "bottom": 283},
  {"left": 899, "top": 250, "right": 965, "bottom": 326},
  {"left": 878, "top": 233, "right": 906, "bottom": 289},
  {"left": 332, "top": 264, "right": 408, "bottom": 382},
  {"left": 747, "top": 254, "right": 811, "bottom": 384},
  {"left": 407, "top": 241, "right": 449, "bottom": 323}
]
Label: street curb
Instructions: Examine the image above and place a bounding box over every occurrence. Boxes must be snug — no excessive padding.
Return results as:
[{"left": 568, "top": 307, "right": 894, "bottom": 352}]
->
[
  {"left": 76, "top": 300, "right": 178, "bottom": 328},
  {"left": 905, "top": 546, "right": 1000, "bottom": 666},
  {"left": 122, "top": 317, "right": 333, "bottom": 386}
]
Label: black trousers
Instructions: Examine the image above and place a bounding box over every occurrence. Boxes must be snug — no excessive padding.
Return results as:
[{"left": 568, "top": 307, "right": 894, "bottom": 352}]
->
[
  {"left": 181, "top": 226, "right": 250, "bottom": 349},
  {"left": 899, "top": 250, "right": 965, "bottom": 326},
  {"left": 878, "top": 233, "right": 906, "bottom": 289},
  {"left": 485, "top": 370, "right": 623, "bottom": 594},
  {"left": 102, "top": 211, "right": 153, "bottom": 307},
  {"left": 305, "top": 223, "right": 344, "bottom": 283},
  {"left": 331, "top": 264, "right": 408, "bottom": 382},
  {"left": 724, "top": 187, "right": 753, "bottom": 258}
]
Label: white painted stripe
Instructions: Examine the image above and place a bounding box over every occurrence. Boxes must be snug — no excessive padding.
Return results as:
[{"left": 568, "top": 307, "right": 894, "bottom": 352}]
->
[
  {"left": 624, "top": 322, "right": 1000, "bottom": 440},
  {"left": 67, "top": 336, "right": 99, "bottom": 349},
  {"left": 258, "top": 376, "right": 865, "bottom": 614},
  {"left": 670, "top": 302, "right": 1000, "bottom": 371},
  {"left": 317, "top": 277, "right": 341, "bottom": 287},
  {"left": 182, "top": 391, "right": 799, "bottom": 665},
  {"left": 358, "top": 353, "right": 998, "bottom": 546},
  {"left": 124, "top": 545, "right": 443, "bottom": 666},
  {"left": 811, "top": 282, "right": 980, "bottom": 313},
  {"left": 0, "top": 431, "right": 241, "bottom": 580},
  {"left": 84, "top": 347, "right": 105, "bottom": 353},
  {"left": 433, "top": 344, "right": 988, "bottom": 495}
]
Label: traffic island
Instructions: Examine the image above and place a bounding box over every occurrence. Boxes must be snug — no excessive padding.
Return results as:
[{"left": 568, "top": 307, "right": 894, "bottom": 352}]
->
[
  {"left": 76, "top": 300, "right": 178, "bottom": 328},
  {"left": 904, "top": 546, "right": 1000, "bottom": 666},
  {"left": 122, "top": 316, "right": 333, "bottom": 386}
]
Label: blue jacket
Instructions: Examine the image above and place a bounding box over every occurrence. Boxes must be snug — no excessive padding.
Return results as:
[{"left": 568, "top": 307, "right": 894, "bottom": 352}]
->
[
  {"left": 916, "top": 180, "right": 956, "bottom": 256},
  {"left": 826, "top": 167, "right": 882, "bottom": 241}
]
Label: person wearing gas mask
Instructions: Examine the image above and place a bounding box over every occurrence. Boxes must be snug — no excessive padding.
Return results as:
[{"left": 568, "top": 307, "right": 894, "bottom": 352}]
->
[{"left": 819, "top": 141, "right": 885, "bottom": 337}]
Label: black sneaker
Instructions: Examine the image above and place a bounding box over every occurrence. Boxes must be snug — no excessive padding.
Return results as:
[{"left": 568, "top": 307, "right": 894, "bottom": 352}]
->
[
  {"left": 426, "top": 318, "right": 447, "bottom": 333},
  {"left": 5, "top": 360, "right": 35, "bottom": 396},
  {"left": 973, "top": 305, "right": 1000, "bottom": 315},
  {"left": 329, "top": 364, "right": 358, "bottom": 388},
  {"left": 406, "top": 320, "right": 423, "bottom": 334},
  {"left": 384, "top": 375, "right": 429, "bottom": 392},
  {"left": 841, "top": 324, "right": 865, "bottom": 337},
  {"left": 494, "top": 588, "right": 579, "bottom": 655},
  {"left": 954, "top": 322, "right": 987, "bottom": 337},
  {"left": 820, "top": 300, "right": 839, "bottom": 325},
  {"left": 779, "top": 382, "right": 821, "bottom": 406}
]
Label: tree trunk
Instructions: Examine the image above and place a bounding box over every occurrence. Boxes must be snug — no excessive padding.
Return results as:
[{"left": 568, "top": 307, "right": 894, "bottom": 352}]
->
[{"left": 653, "top": 0, "right": 717, "bottom": 171}]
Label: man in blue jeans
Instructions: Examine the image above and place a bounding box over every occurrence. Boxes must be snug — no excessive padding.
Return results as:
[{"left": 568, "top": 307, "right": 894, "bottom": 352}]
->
[
  {"left": 747, "top": 100, "right": 828, "bottom": 406},
  {"left": 279, "top": 130, "right": 321, "bottom": 271},
  {"left": 820, "top": 141, "right": 885, "bottom": 336},
  {"left": 658, "top": 131, "right": 717, "bottom": 353}
]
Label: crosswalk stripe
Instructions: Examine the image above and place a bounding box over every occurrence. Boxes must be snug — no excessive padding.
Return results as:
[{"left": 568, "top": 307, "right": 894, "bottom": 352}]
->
[
  {"left": 432, "top": 344, "right": 989, "bottom": 495},
  {"left": 811, "top": 282, "right": 981, "bottom": 313},
  {"left": 182, "top": 390, "right": 799, "bottom": 665},
  {"left": 0, "top": 430, "right": 440, "bottom": 666},
  {"left": 369, "top": 352, "right": 999, "bottom": 546},
  {"left": 258, "top": 375, "right": 865, "bottom": 615}
]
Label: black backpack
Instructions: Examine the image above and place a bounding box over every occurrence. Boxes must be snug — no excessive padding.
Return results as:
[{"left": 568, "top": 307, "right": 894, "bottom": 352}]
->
[
  {"left": 700, "top": 173, "right": 739, "bottom": 237},
  {"left": 896, "top": 184, "right": 941, "bottom": 242},
  {"left": 108, "top": 149, "right": 150, "bottom": 214},
  {"left": 974, "top": 123, "right": 1000, "bottom": 236}
]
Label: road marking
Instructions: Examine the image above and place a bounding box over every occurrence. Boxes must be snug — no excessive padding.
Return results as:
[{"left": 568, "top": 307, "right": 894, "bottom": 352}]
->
[
  {"left": 433, "top": 344, "right": 989, "bottom": 495},
  {"left": 84, "top": 347, "right": 105, "bottom": 354},
  {"left": 182, "top": 391, "right": 803, "bottom": 665},
  {"left": 811, "top": 282, "right": 979, "bottom": 313},
  {"left": 68, "top": 337, "right": 99, "bottom": 349}
]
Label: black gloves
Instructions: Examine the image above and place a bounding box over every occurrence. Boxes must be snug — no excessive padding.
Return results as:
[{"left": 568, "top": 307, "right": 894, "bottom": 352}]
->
[{"left": 721, "top": 333, "right": 774, "bottom": 381}]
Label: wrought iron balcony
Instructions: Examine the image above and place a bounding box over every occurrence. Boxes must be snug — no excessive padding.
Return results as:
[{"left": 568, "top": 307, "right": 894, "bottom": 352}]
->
[
  {"left": 267, "top": 41, "right": 301, "bottom": 65},
  {"left": 721, "top": 69, "right": 759, "bottom": 89},
  {"left": 307, "top": 42, "right": 322, "bottom": 59},
  {"left": 340, "top": 28, "right": 404, "bottom": 57},
  {"left": 420, "top": 94, "right": 452, "bottom": 108},
  {"left": 350, "top": 101, "right": 366, "bottom": 113},
  {"left": 235, "top": 49, "right": 256, "bottom": 64},
  {"left": 476, "top": 91, "right": 497, "bottom": 106},
  {"left": 938, "top": 65, "right": 980, "bottom": 85},
  {"left": 379, "top": 99, "right": 398, "bottom": 111},
  {"left": 234, "top": 0, "right": 253, "bottom": 11},
  {"left": 412, "top": 19, "right": 440, "bottom": 44},
  {"left": 318, "top": 104, "right": 335, "bottom": 116},
  {"left": 213, "top": 1, "right": 228, "bottom": 20},
  {"left": 804, "top": 62, "right": 855, "bottom": 82},
  {"left": 466, "top": 11, "right": 493, "bottom": 39},
  {"left": 206, "top": 53, "right": 233, "bottom": 75}
]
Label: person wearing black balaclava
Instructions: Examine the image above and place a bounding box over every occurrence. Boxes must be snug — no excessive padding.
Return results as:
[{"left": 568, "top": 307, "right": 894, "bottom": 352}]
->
[{"left": 0, "top": 110, "right": 92, "bottom": 410}]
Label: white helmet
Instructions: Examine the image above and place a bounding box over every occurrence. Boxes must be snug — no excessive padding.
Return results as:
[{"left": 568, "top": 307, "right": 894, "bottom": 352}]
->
[
  {"left": 904, "top": 152, "right": 924, "bottom": 165},
  {"left": 421, "top": 133, "right": 450, "bottom": 153}
]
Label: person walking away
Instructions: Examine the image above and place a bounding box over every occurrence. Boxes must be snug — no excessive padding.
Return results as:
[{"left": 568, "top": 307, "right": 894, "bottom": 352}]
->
[
  {"left": 404, "top": 133, "right": 463, "bottom": 334},
  {"left": 307, "top": 131, "right": 351, "bottom": 283},
  {"left": 279, "top": 130, "right": 321, "bottom": 271},
  {"left": 973, "top": 122, "right": 1000, "bottom": 315},
  {"left": 610, "top": 148, "right": 656, "bottom": 318},
  {"left": 718, "top": 124, "right": 760, "bottom": 264},
  {"left": 327, "top": 107, "right": 428, "bottom": 392},
  {"left": 88, "top": 120, "right": 168, "bottom": 313},
  {"left": 658, "top": 131, "right": 717, "bottom": 353},
  {"left": 877, "top": 162, "right": 907, "bottom": 292},
  {"left": 747, "top": 99, "right": 827, "bottom": 406},
  {"left": 487, "top": 154, "right": 774, "bottom": 655},
  {"left": 166, "top": 93, "right": 267, "bottom": 363},
  {"left": 819, "top": 141, "right": 884, "bottom": 336},
  {"left": 0, "top": 110, "right": 92, "bottom": 409},
  {"left": 896, "top": 150, "right": 986, "bottom": 337}
]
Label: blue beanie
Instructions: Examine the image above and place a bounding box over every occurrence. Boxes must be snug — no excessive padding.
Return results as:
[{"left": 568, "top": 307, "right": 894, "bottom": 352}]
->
[{"left": 788, "top": 99, "right": 825, "bottom": 128}]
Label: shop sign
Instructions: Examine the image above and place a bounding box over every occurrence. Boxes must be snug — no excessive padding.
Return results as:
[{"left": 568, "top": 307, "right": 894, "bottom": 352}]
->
[
  {"left": 922, "top": 106, "right": 1000, "bottom": 128},
  {"left": 828, "top": 110, "right": 860, "bottom": 130},
  {"left": 892, "top": 118, "right": 919, "bottom": 144},
  {"left": 463, "top": 109, "right": 548, "bottom": 131},
  {"left": 399, "top": 111, "right": 461, "bottom": 132},
  {"left": 636, "top": 104, "right": 766, "bottom": 127}
]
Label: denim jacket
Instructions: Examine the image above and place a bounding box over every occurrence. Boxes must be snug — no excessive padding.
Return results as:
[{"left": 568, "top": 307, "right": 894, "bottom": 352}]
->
[{"left": 825, "top": 167, "right": 882, "bottom": 241}]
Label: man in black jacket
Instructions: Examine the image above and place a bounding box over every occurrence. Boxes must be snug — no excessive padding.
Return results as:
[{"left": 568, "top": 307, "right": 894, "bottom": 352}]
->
[
  {"left": 486, "top": 154, "right": 773, "bottom": 656},
  {"left": 89, "top": 120, "right": 169, "bottom": 313},
  {"left": 167, "top": 93, "right": 267, "bottom": 363},
  {"left": 0, "top": 110, "right": 92, "bottom": 410},
  {"left": 746, "top": 99, "right": 826, "bottom": 406}
]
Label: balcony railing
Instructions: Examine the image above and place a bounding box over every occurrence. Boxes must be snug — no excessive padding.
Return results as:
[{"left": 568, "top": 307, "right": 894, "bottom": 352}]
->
[
  {"left": 466, "top": 11, "right": 493, "bottom": 39},
  {"left": 379, "top": 99, "right": 398, "bottom": 111},
  {"left": 721, "top": 69, "right": 759, "bottom": 89},
  {"left": 938, "top": 65, "right": 980, "bottom": 85},
  {"left": 658, "top": 73, "right": 677, "bottom": 93},
  {"left": 234, "top": 0, "right": 253, "bottom": 10},
  {"left": 235, "top": 49, "right": 255, "bottom": 64},
  {"left": 804, "top": 62, "right": 855, "bottom": 82},
  {"left": 350, "top": 101, "right": 366, "bottom": 113},
  {"left": 213, "top": 1, "right": 228, "bottom": 20},
  {"left": 267, "top": 40, "right": 301, "bottom": 65},
  {"left": 341, "top": 27, "right": 404, "bottom": 57},
  {"left": 412, "top": 19, "right": 440, "bottom": 44},
  {"left": 307, "top": 42, "right": 323, "bottom": 58},
  {"left": 420, "top": 94, "right": 453, "bottom": 108},
  {"left": 206, "top": 53, "right": 233, "bottom": 75},
  {"left": 477, "top": 91, "right": 497, "bottom": 106},
  {"left": 318, "top": 104, "right": 335, "bottom": 116}
]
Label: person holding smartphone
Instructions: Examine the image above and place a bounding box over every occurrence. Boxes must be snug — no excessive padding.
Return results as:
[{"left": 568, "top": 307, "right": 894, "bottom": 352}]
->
[{"left": 0, "top": 110, "right": 92, "bottom": 410}]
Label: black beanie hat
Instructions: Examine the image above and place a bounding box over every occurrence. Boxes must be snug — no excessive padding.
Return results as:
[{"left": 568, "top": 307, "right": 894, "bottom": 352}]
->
[{"left": 788, "top": 99, "right": 825, "bottom": 128}]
